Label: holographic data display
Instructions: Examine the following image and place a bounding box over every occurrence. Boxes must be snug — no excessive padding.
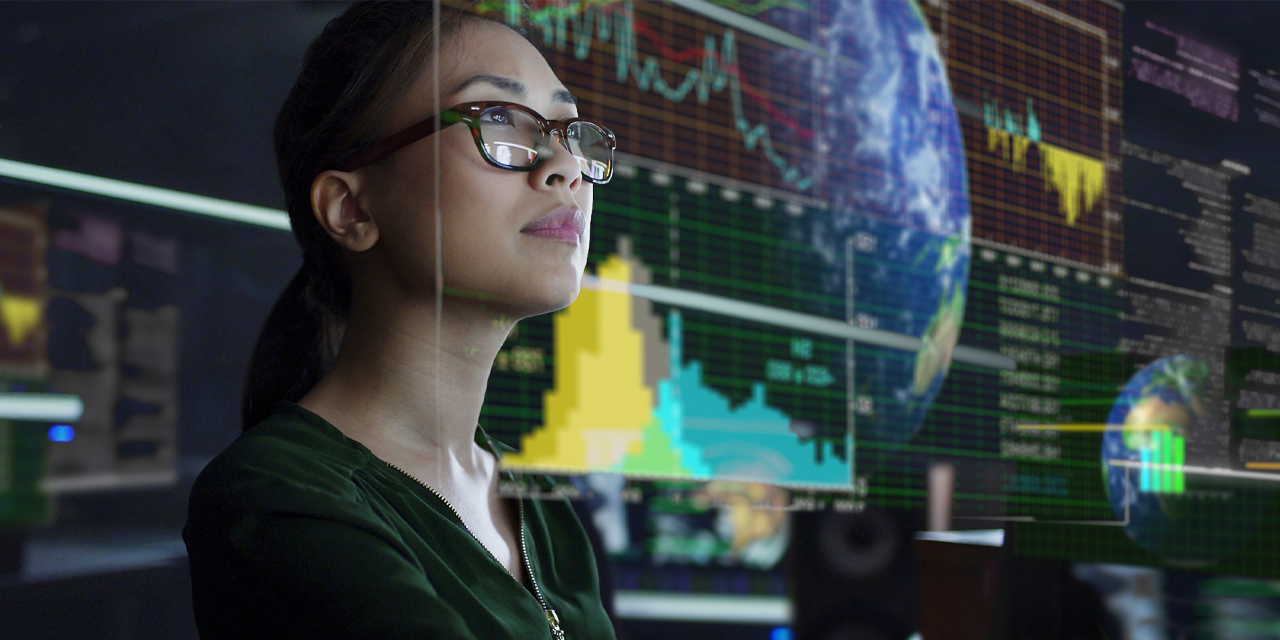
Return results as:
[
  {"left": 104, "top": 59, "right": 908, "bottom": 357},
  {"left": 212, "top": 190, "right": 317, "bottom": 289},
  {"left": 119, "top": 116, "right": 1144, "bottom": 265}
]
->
[
  {"left": 452, "top": 0, "right": 1280, "bottom": 587},
  {"left": 479, "top": 0, "right": 854, "bottom": 490},
  {"left": 480, "top": 0, "right": 1127, "bottom": 516},
  {"left": 474, "top": 0, "right": 1280, "bottom": 580}
]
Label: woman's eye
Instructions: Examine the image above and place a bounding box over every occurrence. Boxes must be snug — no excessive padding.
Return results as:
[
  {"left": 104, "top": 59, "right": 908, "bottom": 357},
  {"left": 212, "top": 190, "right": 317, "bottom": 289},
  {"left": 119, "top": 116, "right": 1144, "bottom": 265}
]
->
[{"left": 484, "top": 109, "right": 514, "bottom": 126}]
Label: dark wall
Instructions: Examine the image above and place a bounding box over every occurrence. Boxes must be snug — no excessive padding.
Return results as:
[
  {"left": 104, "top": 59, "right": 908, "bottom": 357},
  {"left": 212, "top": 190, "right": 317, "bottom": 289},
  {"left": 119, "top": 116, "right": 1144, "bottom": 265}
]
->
[{"left": 0, "top": 1, "right": 347, "bottom": 208}]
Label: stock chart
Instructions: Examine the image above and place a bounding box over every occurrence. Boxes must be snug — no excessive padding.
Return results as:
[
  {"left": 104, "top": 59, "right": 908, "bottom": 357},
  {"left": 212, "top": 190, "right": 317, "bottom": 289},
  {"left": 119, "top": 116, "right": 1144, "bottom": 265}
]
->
[
  {"left": 475, "top": 0, "right": 1280, "bottom": 584},
  {"left": 483, "top": 0, "right": 979, "bottom": 493}
]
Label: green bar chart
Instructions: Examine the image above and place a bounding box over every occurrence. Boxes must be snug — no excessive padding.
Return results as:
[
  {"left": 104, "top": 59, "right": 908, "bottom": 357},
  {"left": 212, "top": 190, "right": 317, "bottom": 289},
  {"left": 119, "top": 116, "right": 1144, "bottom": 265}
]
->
[{"left": 1140, "top": 430, "right": 1185, "bottom": 494}]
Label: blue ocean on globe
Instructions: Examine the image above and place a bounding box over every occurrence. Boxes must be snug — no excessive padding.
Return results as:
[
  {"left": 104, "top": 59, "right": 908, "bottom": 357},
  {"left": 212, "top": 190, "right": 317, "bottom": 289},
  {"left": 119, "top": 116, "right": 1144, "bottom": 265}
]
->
[
  {"left": 792, "top": 0, "right": 971, "bottom": 447},
  {"left": 1103, "top": 355, "right": 1269, "bottom": 566}
]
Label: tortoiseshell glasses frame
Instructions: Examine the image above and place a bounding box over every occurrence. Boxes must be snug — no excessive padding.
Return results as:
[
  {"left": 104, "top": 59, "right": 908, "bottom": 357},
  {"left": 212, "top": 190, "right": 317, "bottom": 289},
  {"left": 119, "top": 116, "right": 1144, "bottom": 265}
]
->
[{"left": 326, "top": 101, "right": 616, "bottom": 184}]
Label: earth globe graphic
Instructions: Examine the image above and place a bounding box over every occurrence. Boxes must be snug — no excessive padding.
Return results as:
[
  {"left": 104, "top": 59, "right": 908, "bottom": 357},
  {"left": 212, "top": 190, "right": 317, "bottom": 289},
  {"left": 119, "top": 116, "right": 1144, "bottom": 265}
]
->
[
  {"left": 795, "top": 0, "right": 971, "bottom": 447},
  {"left": 1103, "top": 355, "right": 1270, "bottom": 566}
]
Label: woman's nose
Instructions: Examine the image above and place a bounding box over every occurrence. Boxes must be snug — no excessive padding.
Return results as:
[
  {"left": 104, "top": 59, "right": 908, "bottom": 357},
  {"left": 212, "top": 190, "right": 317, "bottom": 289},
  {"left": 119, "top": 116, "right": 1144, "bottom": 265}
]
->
[{"left": 534, "top": 130, "right": 571, "bottom": 158}]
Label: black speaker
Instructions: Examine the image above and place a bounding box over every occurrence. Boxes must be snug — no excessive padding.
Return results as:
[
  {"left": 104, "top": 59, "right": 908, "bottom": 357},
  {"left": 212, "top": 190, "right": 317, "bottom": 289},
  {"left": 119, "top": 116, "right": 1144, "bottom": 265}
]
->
[{"left": 789, "top": 506, "right": 920, "bottom": 640}]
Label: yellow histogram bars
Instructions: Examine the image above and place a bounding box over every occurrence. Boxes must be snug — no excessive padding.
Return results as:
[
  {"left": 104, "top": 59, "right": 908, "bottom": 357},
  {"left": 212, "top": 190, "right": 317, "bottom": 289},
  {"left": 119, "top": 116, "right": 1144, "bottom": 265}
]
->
[
  {"left": 1016, "top": 423, "right": 1170, "bottom": 432},
  {"left": 503, "top": 253, "right": 659, "bottom": 473},
  {"left": 986, "top": 129, "right": 1104, "bottom": 226},
  {"left": 988, "top": 129, "right": 1034, "bottom": 172},
  {"left": 1042, "top": 144, "right": 1105, "bottom": 226}
]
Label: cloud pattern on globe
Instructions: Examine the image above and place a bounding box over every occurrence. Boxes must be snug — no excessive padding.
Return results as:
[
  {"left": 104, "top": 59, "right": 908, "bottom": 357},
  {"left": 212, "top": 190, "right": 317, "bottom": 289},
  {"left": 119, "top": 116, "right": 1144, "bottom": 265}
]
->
[{"left": 787, "top": 0, "right": 971, "bottom": 446}]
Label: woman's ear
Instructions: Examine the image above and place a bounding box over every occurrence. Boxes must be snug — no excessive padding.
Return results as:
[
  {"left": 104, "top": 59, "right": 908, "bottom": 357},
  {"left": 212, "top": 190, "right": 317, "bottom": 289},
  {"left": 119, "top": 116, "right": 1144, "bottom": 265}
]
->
[{"left": 311, "top": 171, "right": 380, "bottom": 252}]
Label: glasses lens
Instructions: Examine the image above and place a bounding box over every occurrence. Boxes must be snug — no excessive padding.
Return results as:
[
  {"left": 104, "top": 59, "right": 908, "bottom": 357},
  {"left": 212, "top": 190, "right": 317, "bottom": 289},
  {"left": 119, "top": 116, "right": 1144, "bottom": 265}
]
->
[
  {"left": 478, "top": 107, "right": 542, "bottom": 168},
  {"left": 567, "top": 122, "right": 613, "bottom": 182}
]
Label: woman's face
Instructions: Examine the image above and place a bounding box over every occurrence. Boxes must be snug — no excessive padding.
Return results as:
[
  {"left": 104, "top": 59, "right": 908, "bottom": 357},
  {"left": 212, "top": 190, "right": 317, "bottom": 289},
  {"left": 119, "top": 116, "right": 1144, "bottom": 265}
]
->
[{"left": 357, "top": 19, "right": 592, "bottom": 319}]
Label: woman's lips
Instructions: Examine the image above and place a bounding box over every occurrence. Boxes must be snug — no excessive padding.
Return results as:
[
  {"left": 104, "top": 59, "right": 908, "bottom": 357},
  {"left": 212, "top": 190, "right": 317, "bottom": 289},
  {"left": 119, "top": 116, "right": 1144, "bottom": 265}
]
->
[{"left": 521, "top": 206, "right": 585, "bottom": 246}]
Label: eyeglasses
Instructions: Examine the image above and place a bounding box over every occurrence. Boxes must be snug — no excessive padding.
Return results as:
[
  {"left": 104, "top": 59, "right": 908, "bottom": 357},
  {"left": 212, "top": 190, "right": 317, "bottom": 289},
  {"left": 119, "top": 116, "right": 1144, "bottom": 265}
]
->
[{"left": 328, "top": 101, "right": 616, "bottom": 184}]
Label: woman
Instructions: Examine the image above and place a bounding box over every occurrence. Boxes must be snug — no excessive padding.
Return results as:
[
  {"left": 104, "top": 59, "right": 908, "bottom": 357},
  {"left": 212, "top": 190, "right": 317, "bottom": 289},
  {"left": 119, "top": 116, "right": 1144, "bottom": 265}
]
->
[{"left": 182, "top": 2, "right": 618, "bottom": 638}]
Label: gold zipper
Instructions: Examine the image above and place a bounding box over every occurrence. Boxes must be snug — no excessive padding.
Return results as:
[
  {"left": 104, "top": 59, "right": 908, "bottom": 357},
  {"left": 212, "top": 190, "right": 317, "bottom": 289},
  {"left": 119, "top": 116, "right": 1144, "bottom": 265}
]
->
[{"left": 383, "top": 459, "right": 565, "bottom": 640}]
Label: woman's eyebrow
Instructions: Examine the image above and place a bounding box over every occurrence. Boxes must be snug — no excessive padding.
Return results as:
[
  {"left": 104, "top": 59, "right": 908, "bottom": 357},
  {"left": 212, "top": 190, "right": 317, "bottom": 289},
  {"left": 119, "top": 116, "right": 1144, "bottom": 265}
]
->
[
  {"left": 446, "top": 74, "right": 578, "bottom": 106},
  {"left": 447, "top": 74, "right": 527, "bottom": 99}
]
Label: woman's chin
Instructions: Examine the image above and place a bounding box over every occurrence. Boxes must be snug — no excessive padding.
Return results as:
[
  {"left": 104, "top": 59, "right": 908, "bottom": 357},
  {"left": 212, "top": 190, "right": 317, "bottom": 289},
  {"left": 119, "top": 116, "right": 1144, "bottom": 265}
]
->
[
  {"left": 534, "top": 283, "right": 582, "bottom": 316},
  {"left": 503, "top": 276, "right": 582, "bottom": 318}
]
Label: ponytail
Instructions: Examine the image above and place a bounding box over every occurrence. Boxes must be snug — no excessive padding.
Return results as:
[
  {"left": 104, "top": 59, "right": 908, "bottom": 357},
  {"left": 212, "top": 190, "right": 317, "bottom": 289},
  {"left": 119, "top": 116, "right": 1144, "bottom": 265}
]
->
[{"left": 241, "top": 266, "right": 343, "bottom": 430}]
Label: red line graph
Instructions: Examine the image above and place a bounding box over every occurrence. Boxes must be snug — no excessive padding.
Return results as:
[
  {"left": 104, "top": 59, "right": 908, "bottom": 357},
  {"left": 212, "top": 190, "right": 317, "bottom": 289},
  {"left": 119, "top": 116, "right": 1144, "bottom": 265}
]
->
[
  {"left": 629, "top": 16, "right": 815, "bottom": 140},
  {"left": 514, "top": 0, "right": 815, "bottom": 141}
]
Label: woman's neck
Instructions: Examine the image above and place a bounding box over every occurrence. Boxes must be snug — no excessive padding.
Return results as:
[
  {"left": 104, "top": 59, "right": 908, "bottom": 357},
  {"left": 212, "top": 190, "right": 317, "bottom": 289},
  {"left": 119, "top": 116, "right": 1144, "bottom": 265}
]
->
[{"left": 298, "top": 284, "right": 515, "bottom": 482}]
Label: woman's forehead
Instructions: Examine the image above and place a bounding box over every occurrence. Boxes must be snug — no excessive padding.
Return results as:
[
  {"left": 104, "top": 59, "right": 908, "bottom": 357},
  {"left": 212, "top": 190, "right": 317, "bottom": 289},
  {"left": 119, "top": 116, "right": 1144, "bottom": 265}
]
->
[
  {"left": 443, "top": 23, "right": 564, "bottom": 99},
  {"left": 399, "top": 21, "right": 565, "bottom": 116}
]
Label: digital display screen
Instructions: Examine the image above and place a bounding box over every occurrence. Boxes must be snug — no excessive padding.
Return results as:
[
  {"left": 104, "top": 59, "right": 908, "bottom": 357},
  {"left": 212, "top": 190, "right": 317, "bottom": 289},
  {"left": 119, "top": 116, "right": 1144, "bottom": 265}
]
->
[
  {"left": 471, "top": 0, "right": 1280, "bottom": 582},
  {"left": 3, "top": 1, "right": 1280, "bottom": 627}
]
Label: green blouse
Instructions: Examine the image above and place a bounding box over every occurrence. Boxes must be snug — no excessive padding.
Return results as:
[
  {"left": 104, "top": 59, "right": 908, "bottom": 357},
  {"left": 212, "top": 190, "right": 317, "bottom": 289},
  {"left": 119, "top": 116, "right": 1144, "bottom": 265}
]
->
[{"left": 182, "top": 402, "right": 616, "bottom": 640}]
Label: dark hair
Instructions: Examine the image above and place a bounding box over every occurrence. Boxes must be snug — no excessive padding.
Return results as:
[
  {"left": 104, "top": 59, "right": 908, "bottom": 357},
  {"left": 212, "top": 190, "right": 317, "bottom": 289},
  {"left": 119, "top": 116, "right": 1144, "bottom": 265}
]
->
[{"left": 242, "top": 1, "right": 498, "bottom": 431}]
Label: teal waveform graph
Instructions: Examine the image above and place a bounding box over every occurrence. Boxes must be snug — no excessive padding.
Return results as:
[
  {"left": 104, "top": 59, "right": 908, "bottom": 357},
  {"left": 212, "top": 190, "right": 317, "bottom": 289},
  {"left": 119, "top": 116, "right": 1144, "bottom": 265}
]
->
[{"left": 479, "top": 0, "right": 818, "bottom": 190}]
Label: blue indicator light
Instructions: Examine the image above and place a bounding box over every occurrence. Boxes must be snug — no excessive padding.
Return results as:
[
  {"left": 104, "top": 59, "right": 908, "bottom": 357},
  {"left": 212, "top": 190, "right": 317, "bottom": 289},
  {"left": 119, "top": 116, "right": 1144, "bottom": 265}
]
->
[
  {"left": 48, "top": 424, "right": 75, "bottom": 442},
  {"left": 770, "top": 627, "right": 793, "bottom": 640}
]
